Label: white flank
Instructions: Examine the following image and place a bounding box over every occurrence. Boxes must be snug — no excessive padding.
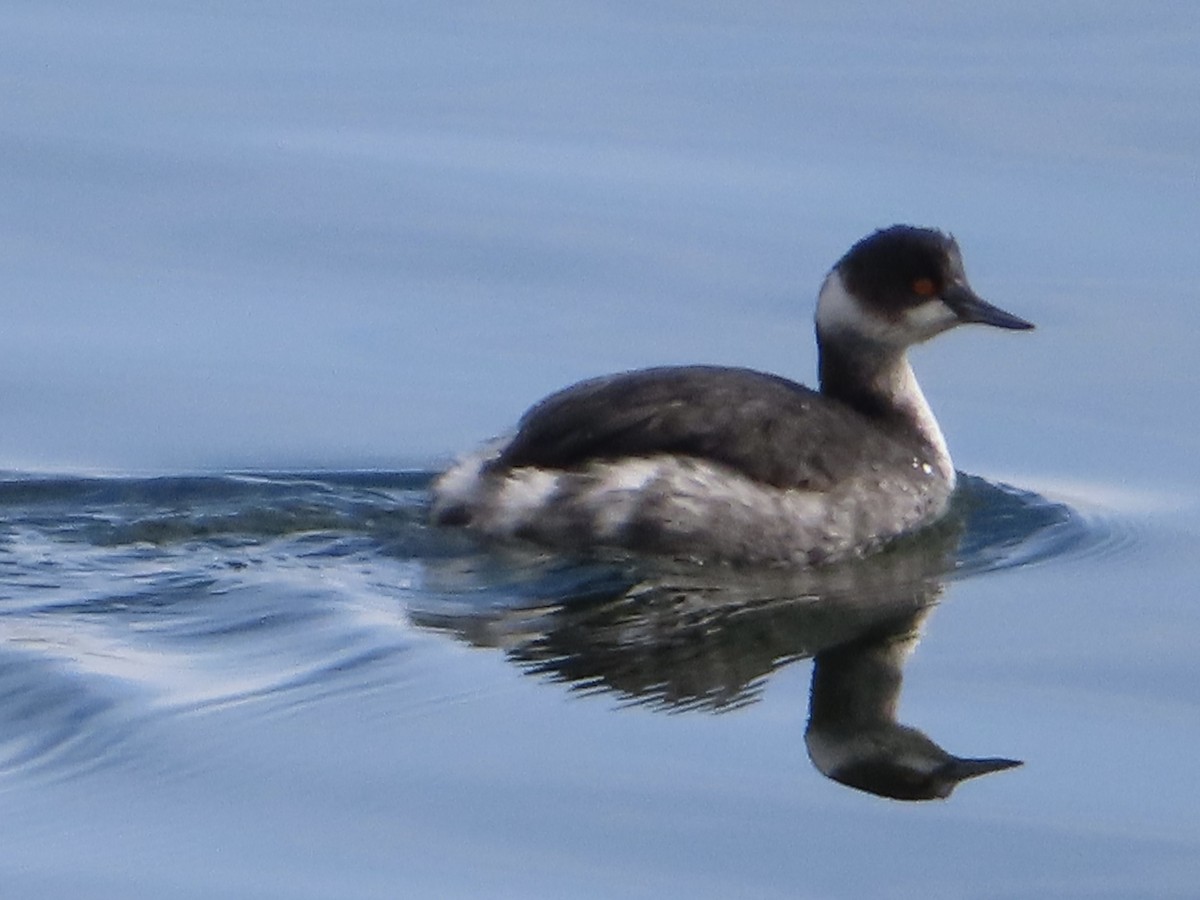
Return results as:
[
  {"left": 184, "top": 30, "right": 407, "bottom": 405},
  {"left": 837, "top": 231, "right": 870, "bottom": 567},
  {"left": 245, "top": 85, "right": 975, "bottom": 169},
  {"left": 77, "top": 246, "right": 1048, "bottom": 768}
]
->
[
  {"left": 592, "top": 458, "right": 662, "bottom": 494},
  {"left": 493, "top": 469, "right": 561, "bottom": 529},
  {"left": 431, "top": 450, "right": 491, "bottom": 507},
  {"left": 587, "top": 459, "right": 663, "bottom": 537}
]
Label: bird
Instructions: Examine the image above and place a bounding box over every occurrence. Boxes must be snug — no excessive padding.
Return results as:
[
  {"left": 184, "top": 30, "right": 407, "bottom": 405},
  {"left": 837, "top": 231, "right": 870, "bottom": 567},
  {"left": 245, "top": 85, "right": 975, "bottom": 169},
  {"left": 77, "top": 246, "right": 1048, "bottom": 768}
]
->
[{"left": 432, "top": 225, "right": 1033, "bottom": 566}]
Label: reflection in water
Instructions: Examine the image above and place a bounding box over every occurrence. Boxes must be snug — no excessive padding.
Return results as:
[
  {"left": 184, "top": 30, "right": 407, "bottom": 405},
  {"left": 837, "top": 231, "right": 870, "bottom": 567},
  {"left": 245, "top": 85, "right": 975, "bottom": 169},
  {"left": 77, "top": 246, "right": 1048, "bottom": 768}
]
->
[
  {"left": 0, "top": 472, "right": 1082, "bottom": 794},
  {"left": 806, "top": 609, "right": 1020, "bottom": 800},
  {"left": 418, "top": 486, "right": 1035, "bottom": 800}
]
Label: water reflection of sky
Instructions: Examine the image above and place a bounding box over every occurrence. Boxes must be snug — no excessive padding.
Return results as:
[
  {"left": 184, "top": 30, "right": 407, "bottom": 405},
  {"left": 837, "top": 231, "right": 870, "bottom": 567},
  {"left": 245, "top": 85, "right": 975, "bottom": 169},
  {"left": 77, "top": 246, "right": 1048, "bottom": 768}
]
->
[
  {"left": 3, "top": 3, "right": 1198, "bottom": 482},
  {"left": 2, "top": 3, "right": 1200, "bottom": 897}
]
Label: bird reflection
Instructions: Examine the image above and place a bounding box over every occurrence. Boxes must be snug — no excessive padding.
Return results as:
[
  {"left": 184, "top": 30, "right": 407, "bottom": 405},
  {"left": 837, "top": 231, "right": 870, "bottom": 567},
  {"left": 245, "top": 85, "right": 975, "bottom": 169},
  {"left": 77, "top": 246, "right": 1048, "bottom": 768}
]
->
[
  {"left": 805, "top": 608, "right": 1020, "bottom": 799},
  {"left": 417, "top": 498, "right": 1022, "bottom": 800}
]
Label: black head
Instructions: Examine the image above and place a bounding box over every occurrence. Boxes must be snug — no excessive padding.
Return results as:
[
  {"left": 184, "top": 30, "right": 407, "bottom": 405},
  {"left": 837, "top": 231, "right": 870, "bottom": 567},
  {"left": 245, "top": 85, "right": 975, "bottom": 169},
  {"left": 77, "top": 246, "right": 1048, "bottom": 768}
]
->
[{"left": 818, "top": 225, "right": 1034, "bottom": 345}]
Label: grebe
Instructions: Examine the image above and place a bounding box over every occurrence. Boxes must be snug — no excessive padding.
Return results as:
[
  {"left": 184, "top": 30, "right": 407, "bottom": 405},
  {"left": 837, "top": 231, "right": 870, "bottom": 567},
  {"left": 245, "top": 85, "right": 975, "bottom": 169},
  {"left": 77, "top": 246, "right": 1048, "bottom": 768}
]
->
[{"left": 432, "top": 225, "right": 1033, "bottom": 566}]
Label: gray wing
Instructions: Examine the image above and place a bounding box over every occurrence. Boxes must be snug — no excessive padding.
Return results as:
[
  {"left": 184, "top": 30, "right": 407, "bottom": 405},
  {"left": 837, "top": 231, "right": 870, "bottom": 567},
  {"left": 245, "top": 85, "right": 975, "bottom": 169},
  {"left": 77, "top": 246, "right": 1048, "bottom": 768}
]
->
[{"left": 492, "top": 366, "right": 919, "bottom": 491}]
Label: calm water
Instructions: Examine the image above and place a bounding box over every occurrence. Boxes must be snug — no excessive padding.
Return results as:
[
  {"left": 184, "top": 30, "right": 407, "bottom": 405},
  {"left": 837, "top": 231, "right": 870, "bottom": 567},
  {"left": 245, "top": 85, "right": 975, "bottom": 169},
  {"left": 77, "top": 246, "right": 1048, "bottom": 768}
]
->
[
  {"left": 4, "top": 3, "right": 1200, "bottom": 898},
  {"left": 0, "top": 469, "right": 1178, "bottom": 899}
]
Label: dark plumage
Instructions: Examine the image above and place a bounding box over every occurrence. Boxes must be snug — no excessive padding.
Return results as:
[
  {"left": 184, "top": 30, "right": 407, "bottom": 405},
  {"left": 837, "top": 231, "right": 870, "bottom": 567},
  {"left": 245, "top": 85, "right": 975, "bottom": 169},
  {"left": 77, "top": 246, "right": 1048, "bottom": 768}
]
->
[
  {"left": 492, "top": 365, "right": 936, "bottom": 492},
  {"left": 432, "top": 225, "right": 1033, "bottom": 565},
  {"left": 837, "top": 226, "right": 963, "bottom": 318}
]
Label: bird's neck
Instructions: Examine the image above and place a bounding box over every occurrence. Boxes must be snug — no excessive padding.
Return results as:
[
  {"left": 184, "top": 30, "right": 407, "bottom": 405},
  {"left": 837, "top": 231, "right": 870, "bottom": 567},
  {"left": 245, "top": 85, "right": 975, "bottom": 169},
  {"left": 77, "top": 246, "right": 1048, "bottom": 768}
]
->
[{"left": 818, "top": 334, "right": 952, "bottom": 478}]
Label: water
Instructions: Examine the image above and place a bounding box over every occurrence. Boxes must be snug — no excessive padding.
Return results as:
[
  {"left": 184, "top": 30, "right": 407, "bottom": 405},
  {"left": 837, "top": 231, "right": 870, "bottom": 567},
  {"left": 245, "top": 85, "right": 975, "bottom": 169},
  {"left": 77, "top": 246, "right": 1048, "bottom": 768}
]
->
[
  {"left": 0, "top": 471, "right": 1080, "bottom": 772},
  {"left": 0, "top": 470, "right": 1140, "bottom": 896},
  {"left": 4, "top": 2, "right": 1200, "bottom": 897}
]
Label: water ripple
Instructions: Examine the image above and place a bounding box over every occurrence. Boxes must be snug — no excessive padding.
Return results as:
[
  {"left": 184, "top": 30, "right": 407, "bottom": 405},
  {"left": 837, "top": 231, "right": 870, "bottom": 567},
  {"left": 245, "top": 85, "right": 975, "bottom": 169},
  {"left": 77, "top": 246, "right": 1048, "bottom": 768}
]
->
[
  {"left": 952, "top": 474, "right": 1140, "bottom": 576},
  {"left": 0, "top": 469, "right": 1135, "bottom": 779}
]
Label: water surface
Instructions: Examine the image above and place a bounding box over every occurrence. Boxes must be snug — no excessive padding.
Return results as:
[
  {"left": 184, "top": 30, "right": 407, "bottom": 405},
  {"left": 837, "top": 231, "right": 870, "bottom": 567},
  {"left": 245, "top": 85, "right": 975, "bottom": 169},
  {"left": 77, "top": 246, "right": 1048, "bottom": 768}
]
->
[
  {"left": 2, "top": 469, "right": 1196, "bottom": 898},
  {"left": 3, "top": 2, "right": 1200, "bottom": 897}
]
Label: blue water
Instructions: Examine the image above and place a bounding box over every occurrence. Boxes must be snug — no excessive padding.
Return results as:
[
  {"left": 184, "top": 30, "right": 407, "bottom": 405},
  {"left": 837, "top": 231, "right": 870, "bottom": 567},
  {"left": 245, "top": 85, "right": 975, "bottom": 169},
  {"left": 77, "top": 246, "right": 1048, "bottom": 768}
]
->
[
  {"left": 0, "top": 469, "right": 1159, "bottom": 897},
  {"left": 4, "top": 2, "right": 1200, "bottom": 897}
]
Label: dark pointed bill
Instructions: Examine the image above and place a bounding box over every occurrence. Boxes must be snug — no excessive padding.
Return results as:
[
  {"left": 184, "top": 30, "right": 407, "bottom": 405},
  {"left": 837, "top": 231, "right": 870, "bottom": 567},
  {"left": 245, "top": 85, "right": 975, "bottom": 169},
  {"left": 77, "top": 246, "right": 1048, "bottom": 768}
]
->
[
  {"left": 943, "top": 283, "right": 1035, "bottom": 330},
  {"left": 944, "top": 756, "right": 1024, "bottom": 784}
]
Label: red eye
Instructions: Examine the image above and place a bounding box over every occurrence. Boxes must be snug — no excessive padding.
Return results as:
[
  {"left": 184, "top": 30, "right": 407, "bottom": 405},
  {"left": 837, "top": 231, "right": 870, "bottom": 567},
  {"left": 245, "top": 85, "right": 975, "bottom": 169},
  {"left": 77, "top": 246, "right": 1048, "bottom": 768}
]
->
[{"left": 912, "top": 277, "right": 936, "bottom": 297}]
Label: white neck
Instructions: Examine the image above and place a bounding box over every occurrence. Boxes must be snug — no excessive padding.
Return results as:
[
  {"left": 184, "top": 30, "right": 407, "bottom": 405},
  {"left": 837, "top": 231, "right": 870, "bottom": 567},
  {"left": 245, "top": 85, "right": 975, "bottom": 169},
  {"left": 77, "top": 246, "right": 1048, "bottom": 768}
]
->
[
  {"left": 888, "top": 359, "right": 953, "bottom": 479},
  {"left": 815, "top": 271, "right": 954, "bottom": 480}
]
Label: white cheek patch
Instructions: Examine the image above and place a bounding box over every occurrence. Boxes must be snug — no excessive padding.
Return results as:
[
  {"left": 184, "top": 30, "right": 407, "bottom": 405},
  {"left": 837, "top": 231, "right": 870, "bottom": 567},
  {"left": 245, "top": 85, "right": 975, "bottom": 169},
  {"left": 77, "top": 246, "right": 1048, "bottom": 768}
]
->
[
  {"left": 816, "top": 271, "right": 959, "bottom": 346},
  {"left": 902, "top": 299, "right": 958, "bottom": 339},
  {"left": 816, "top": 271, "right": 908, "bottom": 345},
  {"left": 815, "top": 271, "right": 875, "bottom": 337}
]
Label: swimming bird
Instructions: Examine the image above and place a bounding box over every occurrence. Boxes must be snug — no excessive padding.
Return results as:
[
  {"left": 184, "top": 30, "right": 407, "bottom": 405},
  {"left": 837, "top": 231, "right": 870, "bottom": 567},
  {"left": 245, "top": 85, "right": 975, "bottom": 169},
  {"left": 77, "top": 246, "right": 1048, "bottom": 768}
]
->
[{"left": 432, "top": 225, "right": 1033, "bottom": 566}]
